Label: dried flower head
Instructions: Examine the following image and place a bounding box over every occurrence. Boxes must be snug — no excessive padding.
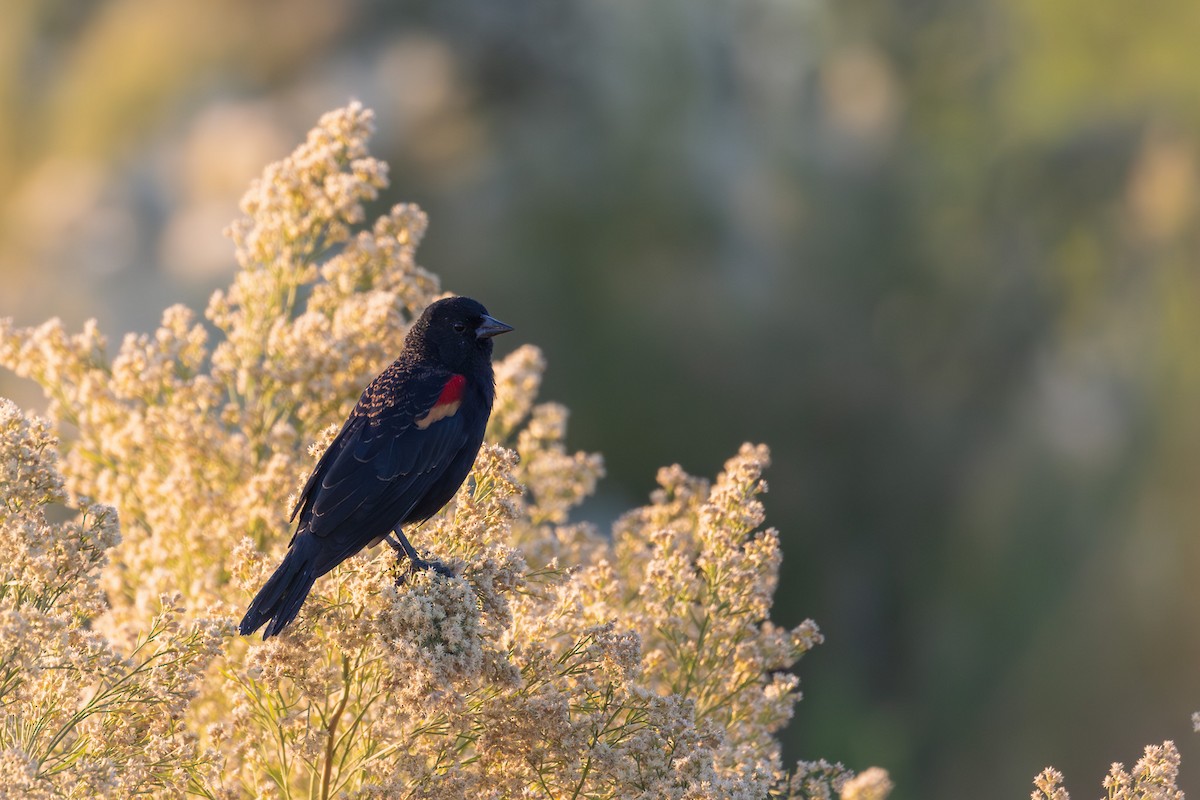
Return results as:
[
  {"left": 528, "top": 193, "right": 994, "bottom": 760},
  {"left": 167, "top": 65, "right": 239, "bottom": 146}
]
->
[
  {"left": 0, "top": 399, "right": 225, "bottom": 797},
  {"left": 1031, "top": 767, "right": 1069, "bottom": 800},
  {"left": 1034, "top": 740, "right": 1186, "bottom": 800},
  {"left": 840, "top": 766, "right": 894, "bottom": 800}
]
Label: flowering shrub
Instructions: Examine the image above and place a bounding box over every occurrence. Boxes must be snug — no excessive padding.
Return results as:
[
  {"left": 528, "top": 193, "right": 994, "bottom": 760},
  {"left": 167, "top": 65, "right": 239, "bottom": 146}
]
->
[
  {"left": 0, "top": 400, "right": 225, "bottom": 796},
  {"left": 0, "top": 102, "right": 877, "bottom": 798}
]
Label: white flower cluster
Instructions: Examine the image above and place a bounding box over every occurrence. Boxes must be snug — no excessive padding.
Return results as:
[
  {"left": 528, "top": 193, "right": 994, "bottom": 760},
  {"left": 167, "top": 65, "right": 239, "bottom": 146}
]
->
[
  {"left": 0, "top": 399, "right": 225, "bottom": 797},
  {"left": 0, "top": 103, "right": 884, "bottom": 798},
  {"left": 1032, "top": 741, "right": 1183, "bottom": 800}
]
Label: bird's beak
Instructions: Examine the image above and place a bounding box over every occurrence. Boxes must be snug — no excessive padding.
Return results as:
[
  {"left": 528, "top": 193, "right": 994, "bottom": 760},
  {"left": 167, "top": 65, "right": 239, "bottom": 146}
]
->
[{"left": 476, "top": 315, "right": 514, "bottom": 339}]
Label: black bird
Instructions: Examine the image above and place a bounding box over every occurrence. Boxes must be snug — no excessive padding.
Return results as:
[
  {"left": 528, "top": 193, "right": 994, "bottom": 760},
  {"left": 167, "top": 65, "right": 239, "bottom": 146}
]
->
[{"left": 238, "top": 296, "right": 512, "bottom": 639}]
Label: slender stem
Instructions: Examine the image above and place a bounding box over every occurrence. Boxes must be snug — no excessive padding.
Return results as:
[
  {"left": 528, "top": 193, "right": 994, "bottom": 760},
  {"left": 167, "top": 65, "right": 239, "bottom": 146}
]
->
[{"left": 320, "top": 655, "right": 353, "bottom": 800}]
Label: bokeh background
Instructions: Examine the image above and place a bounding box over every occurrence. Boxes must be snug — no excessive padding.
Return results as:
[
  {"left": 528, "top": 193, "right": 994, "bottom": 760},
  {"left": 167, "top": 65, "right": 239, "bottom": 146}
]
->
[{"left": 3, "top": 1, "right": 1200, "bottom": 797}]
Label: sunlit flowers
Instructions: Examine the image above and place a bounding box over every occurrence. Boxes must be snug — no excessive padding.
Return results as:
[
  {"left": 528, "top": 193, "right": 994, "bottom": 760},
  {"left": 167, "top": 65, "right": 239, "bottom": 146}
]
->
[{"left": 0, "top": 102, "right": 880, "bottom": 798}]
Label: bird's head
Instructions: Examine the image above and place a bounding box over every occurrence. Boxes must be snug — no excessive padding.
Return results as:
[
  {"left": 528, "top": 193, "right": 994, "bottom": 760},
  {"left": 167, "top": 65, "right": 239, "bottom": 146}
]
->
[{"left": 408, "top": 296, "right": 513, "bottom": 371}]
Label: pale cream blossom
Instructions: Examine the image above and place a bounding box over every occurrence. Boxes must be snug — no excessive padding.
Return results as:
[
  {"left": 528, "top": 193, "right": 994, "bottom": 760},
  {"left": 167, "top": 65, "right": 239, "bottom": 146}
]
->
[
  {"left": 839, "top": 766, "right": 893, "bottom": 800},
  {"left": 0, "top": 399, "right": 225, "bottom": 796},
  {"left": 786, "top": 759, "right": 852, "bottom": 800},
  {"left": 1035, "top": 740, "right": 1186, "bottom": 800},
  {"left": 1032, "top": 767, "right": 1069, "bottom": 800},
  {"left": 1100, "top": 741, "right": 1183, "bottom": 800}
]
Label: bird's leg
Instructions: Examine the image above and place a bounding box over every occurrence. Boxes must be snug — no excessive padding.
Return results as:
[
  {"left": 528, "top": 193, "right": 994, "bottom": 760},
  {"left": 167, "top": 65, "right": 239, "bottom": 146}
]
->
[
  {"left": 386, "top": 527, "right": 455, "bottom": 580},
  {"left": 383, "top": 528, "right": 420, "bottom": 561}
]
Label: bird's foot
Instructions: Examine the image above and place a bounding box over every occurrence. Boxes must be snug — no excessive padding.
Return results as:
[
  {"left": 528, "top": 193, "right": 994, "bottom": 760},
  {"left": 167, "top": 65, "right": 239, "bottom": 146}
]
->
[
  {"left": 386, "top": 531, "right": 455, "bottom": 583},
  {"left": 394, "top": 553, "right": 456, "bottom": 584}
]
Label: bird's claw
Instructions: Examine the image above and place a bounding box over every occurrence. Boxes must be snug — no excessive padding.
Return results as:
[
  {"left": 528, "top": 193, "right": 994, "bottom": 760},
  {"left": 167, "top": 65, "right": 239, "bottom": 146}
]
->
[{"left": 395, "top": 554, "right": 456, "bottom": 584}]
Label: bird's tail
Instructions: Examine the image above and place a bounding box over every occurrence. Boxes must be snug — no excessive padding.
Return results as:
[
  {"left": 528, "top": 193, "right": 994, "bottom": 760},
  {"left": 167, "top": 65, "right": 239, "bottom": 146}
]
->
[{"left": 238, "top": 539, "right": 321, "bottom": 639}]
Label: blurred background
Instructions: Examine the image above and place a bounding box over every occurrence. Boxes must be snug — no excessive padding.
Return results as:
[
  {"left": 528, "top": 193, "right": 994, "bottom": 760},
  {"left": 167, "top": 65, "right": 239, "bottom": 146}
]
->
[{"left": 3, "top": 0, "right": 1199, "bottom": 796}]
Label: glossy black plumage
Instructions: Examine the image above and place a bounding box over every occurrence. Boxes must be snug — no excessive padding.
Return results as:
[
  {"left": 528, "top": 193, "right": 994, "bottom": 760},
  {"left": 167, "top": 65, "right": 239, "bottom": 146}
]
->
[{"left": 238, "top": 296, "right": 512, "bottom": 638}]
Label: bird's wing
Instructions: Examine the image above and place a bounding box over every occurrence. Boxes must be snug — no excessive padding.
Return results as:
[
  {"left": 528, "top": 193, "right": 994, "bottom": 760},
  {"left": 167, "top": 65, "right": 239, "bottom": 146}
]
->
[
  {"left": 290, "top": 415, "right": 361, "bottom": 523},
  {"left": 294, "top": 370, "right": 471, "bottom": 542},
  {"left": 290, "top": 364, "right": 443, "bottom": 523}
]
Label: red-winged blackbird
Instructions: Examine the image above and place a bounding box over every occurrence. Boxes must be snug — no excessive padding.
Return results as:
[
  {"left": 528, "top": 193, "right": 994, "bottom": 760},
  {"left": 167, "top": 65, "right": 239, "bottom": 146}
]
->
[{"left": 238, "top": 296, "right": 512, "bottom": 639}]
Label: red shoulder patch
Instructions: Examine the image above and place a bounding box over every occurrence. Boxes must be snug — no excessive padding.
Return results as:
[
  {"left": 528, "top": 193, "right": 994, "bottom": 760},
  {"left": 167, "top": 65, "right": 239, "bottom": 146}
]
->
[
  {"left": 416, "top": 374, "right": 466, "bottom": 430},
  {"left": 436, "top": 374, "right": 466, "bottom": 406}
]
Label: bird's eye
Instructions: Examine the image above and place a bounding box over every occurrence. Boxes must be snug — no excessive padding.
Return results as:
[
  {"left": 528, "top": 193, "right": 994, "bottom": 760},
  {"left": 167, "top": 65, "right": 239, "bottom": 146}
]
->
[{"left": 453, "top": 322, "right": 467, "bottom": 333}]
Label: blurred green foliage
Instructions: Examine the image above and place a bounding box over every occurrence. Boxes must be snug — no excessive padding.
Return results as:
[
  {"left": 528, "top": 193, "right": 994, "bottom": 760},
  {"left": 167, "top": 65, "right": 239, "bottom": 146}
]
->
[{"left": 2, "top": 1, "right": 1199, "bottom": 797}]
